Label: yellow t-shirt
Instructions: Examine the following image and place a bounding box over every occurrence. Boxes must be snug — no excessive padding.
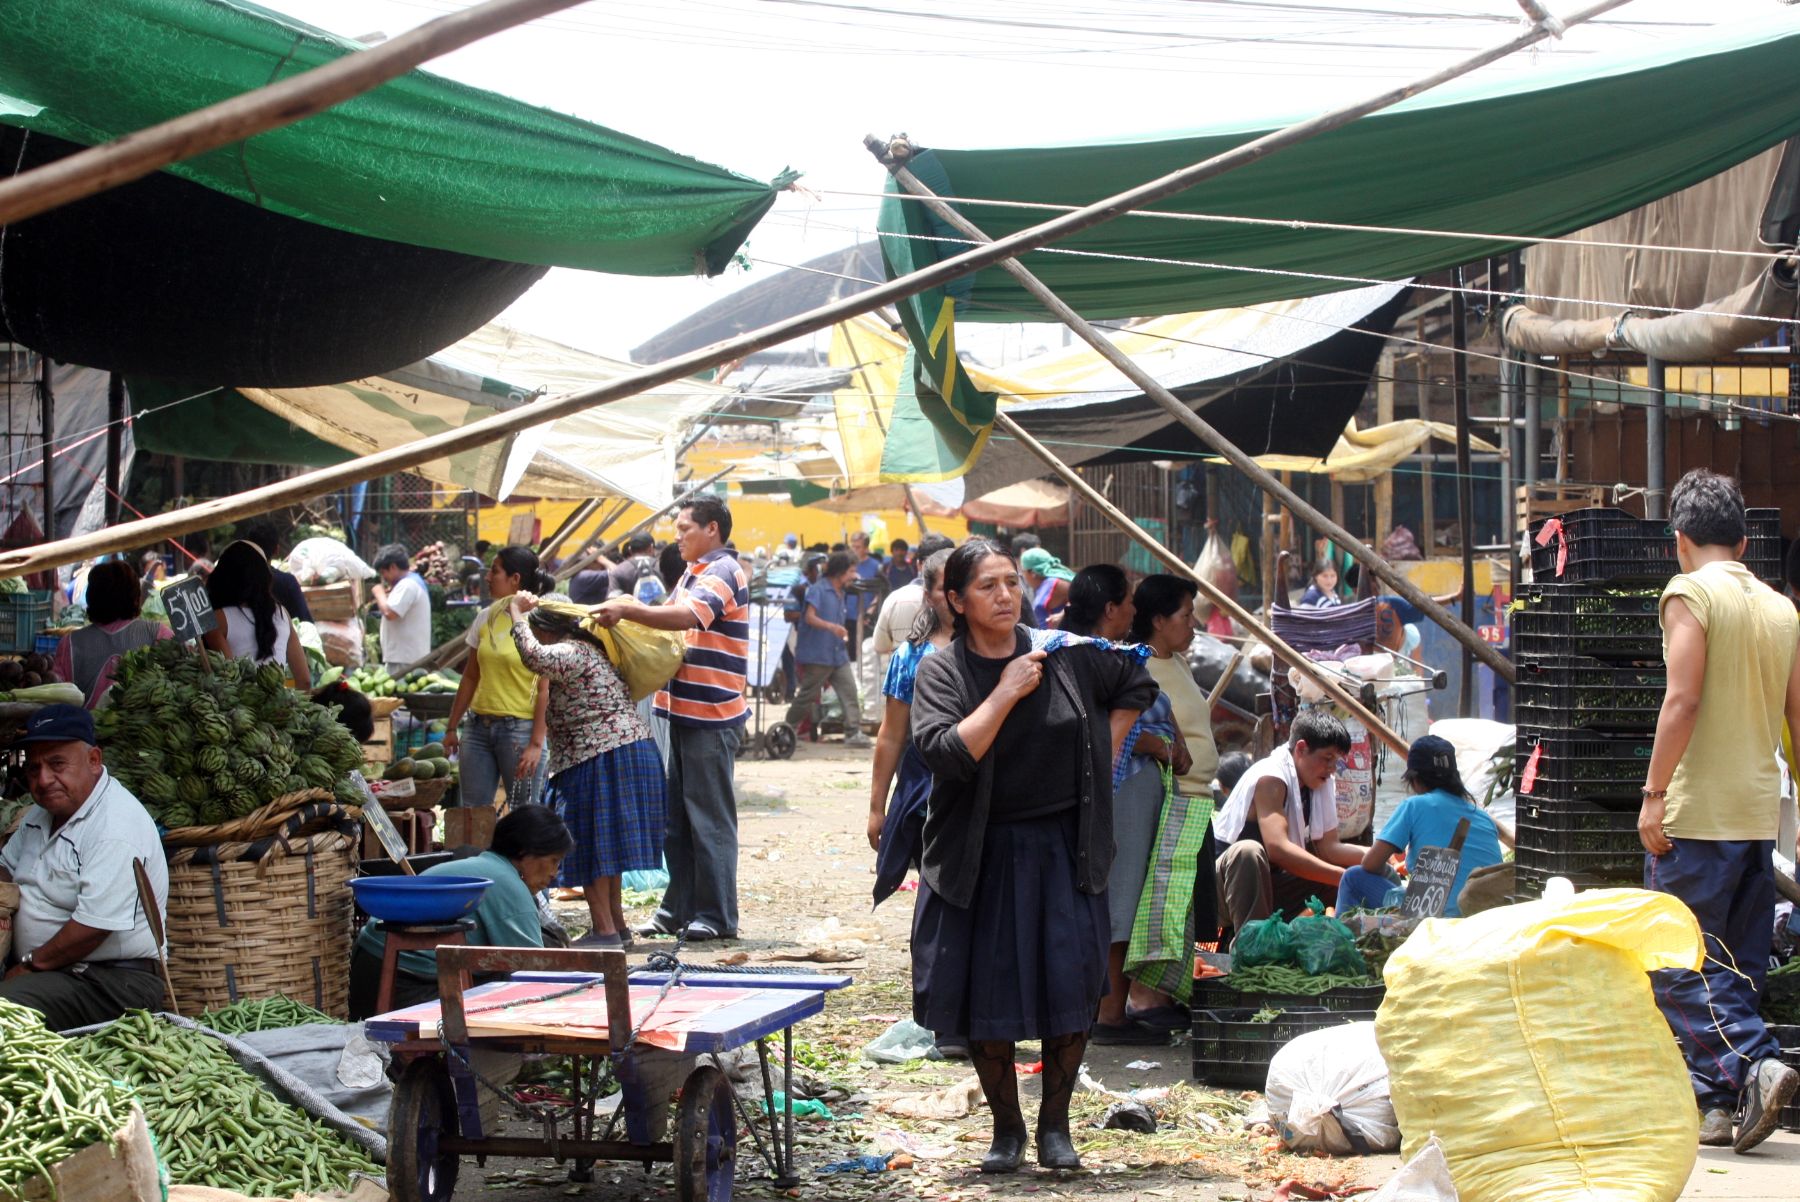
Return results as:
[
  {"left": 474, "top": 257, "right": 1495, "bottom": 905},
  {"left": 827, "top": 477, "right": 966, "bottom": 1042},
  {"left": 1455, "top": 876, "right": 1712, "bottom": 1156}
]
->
[
  {"left": 1147, "top": 653, "right": 1220, "bottom": 799},
  {"left": 1662, "top": 560, "right": 1798, "bottom": 840},
  {"left": 465, "top": 604, "right": 539, "bottom": 720}
]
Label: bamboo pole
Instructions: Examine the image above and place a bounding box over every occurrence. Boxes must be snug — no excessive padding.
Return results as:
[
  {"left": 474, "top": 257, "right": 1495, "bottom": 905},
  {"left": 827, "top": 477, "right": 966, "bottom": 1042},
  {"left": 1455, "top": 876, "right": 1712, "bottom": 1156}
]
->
[
  {"left": 0, "top": 0, "right": 596, "bottom": 227},
  {"left": 996, "top": 412, "right": 1408, "bottom": 755},
  {"left": 0, "top": 0, "right": 1611, "bottom": 579},
  {"left": 875, "top": 152, "right": 1518, "bottom": 685}
]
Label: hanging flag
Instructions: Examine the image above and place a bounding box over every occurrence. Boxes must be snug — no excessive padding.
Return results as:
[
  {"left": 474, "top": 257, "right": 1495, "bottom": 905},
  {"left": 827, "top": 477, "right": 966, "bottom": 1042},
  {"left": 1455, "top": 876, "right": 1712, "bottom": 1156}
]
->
[{"left": 875, "top": 150, "right": 1000, "bottom": 483}]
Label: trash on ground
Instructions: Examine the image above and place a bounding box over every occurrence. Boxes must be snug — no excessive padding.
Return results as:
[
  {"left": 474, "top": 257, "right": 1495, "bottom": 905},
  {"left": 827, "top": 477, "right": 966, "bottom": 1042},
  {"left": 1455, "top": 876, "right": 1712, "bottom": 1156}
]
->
[
  {"left": 871, "top": 1075, "right": 984, "bottom": 1120},
  {"left": 861, "top": 1018, "right": 939, "bottom": 1063},
  {"left": 1098, "top": 1101, "right": 1158, "bottom": 1133},
  {"left": 1124, "top": 1059, "right": 1163, "bottom": 1071},
  {"left": 817, "top": 1152, "right": 894, "bottom": 1174}
]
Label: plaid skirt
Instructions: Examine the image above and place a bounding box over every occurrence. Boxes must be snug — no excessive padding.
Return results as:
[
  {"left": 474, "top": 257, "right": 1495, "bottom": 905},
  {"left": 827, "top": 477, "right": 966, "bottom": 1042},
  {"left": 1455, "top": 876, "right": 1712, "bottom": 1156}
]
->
[{"left": 547, "top": 738, "right": 666, "bottom": 884}]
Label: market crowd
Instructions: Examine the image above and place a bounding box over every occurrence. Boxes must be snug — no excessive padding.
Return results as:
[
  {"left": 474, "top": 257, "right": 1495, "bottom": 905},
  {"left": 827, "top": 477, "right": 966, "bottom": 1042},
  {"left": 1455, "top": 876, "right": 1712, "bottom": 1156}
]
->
[{"left": 4, "top": 471, "right": 1800, "bottom": 1161}]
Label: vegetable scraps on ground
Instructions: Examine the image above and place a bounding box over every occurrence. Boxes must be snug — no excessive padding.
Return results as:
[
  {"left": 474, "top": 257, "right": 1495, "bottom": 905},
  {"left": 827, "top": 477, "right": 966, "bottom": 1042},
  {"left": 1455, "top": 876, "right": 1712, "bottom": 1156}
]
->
[
  {"left": 78, "top": 1010, "right": 377, "bottom": 1196},
  {"left": 0, "top": 998, "right": 135, "bottom": 1199}
]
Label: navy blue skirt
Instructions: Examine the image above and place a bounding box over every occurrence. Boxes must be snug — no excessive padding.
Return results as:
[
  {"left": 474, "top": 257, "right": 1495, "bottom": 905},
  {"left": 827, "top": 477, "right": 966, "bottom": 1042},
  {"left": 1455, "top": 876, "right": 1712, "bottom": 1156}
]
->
[
  {"left": 873, "top": 741, "right": 931, "bottom": 907},
  {"left": 911, "top": 808, "right": 1110, "bottom": 1042},
  {"left": 547, "top": 738, "right": 666, "bottom": 885}
]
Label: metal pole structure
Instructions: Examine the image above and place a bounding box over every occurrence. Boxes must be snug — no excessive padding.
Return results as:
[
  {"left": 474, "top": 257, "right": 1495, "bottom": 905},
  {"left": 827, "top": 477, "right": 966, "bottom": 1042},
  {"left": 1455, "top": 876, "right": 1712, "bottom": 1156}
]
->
[
  {"left": 874, "top": 147, "right": 1516, "bottom": 685},
  {"left": 995, "top": 412, "right": 1407, "bottom": 754},
  {"left": 1524, "top": 360, "right": 1541, "bottom": 490},
  {"left": 1645, "top": 356, "right": 1668, "bottom": 520},
  {"left": 0, "top": 0, "right": 1618, "bottom": 581},
  {"left": 38, "top": 359, "right": 53, "bottom": 543},
  {"left": 1451, "top": 280, "right": 1477, "bottom": 715},
  {"left": 106, "top": 373, "right": 124, "bottom": 526}
]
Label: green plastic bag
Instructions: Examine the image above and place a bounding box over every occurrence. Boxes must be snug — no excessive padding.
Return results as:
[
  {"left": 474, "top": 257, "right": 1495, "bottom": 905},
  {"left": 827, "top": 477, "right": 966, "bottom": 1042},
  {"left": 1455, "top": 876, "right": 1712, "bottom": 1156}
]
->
[
  {"left": 1234, "top": 909, "right": 1297, "bottom": 968},
  {"left": 1290, "top": 898, "right": 1365, "bottom": 977}
]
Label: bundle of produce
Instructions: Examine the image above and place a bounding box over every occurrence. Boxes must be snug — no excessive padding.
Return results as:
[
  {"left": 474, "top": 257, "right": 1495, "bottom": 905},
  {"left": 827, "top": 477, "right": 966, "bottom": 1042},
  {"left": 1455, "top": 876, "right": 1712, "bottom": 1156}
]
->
[
  {"left": 0, "top": 998, "right": 137, "bottom": 1197},
  {"left": 0, "top": 651, "right": 62, "bottom": 689},
  {"left": 93, "top": 640, "right": 368, "bottom": 828},
  {"left": 198, "top": 995, "right": 340, "bottom": 1035},
  {"left": 381, "top": 740, "right": 458, "bottom": 784},
  {"left": 338, "top": 663, "right": 458, "bottom": 698},
  {"left": 411, "top": 540, "right": 459, "bottom": 588},
  {"left": 1222, "top": 964, "right": 1378, "bottom": 995},
  {"left": 79, "top": 1010, "right": 377, "bottom": 1195},
  {"left": 0, "top": 682, "right": 82, "bottom": 706}
]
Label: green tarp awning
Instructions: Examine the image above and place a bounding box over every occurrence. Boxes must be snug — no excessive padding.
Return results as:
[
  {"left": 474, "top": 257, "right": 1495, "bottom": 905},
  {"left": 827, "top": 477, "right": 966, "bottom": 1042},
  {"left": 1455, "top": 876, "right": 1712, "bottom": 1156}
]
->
[
  {"left": 1, "top": 0, "right": 793, "bottom": 276},
  {"left": 879, "top": 15, "right": 1800, "bottom": 321}
]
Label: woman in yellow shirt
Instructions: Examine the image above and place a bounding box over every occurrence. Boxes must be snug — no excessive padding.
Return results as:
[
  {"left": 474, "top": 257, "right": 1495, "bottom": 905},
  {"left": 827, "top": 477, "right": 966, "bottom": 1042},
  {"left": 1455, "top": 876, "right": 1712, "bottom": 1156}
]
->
[{"left": 444, "top": 547, "right": 552, "bottom": 810}]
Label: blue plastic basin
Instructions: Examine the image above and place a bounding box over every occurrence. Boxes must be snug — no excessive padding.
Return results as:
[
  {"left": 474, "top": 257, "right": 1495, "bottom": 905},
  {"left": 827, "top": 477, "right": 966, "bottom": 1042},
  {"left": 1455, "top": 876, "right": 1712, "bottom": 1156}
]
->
[{"left": 350, "top": 875, "right": 492, "bottom": 923}]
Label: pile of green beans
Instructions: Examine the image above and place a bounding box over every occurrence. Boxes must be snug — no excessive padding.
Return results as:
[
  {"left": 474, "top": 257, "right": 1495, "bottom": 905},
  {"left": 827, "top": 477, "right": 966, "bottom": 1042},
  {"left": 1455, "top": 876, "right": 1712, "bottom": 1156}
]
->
[
  {"left": 79, "top": 1010, "right": 377, "bottom": 1196},
  {"left": 198, "top": 996, "right": 340, "bottom": 1035},
  {"left": 0, "top": 999, "right": 133, "bottom": 1199},
  {"left": 1223, "top": 964, "right": 1376, "bottom": 995}
]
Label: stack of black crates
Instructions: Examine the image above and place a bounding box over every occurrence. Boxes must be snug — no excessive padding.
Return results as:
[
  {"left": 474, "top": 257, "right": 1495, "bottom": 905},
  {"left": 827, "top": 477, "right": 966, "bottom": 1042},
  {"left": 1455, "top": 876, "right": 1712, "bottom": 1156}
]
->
[{"left": 1512, "top": 506, "right": 1783, "bottom": 898}]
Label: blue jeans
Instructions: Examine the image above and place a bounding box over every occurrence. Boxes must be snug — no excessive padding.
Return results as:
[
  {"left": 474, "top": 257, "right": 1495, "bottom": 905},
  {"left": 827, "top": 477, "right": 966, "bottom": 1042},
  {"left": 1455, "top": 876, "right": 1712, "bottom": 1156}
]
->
[
  {"left": 457, "top": 713, "right": 543, "bottom": 810},
  {"left": 1336, "top": 865, "right": 1404, "bottom": 913},
  {"left": 1645, "top": 838, "right": 1780, "bottom": 1110}
]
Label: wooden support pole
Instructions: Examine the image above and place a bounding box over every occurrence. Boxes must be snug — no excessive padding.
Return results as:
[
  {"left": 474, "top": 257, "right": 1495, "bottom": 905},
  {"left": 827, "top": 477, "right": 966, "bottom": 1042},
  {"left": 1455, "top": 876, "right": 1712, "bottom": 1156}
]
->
[
  {"left": 0, "top": 0, "right": 1611, "bottom": 581},
  {"left": 876, "top": 152, "right": 1516, "bottom": 685},
  {"left": 106, "top": 373, "right": 124, "bottom": 526},
  {"left": 1374, "top": 349, "right": 1395, "bottom": 542},
  {"left": 38, "top": 359, "right": 54, "bottom": 542},
  {"left": 1452, "top": 282, "right": 1478, "bottom": 715},
  {"left": 995, "top": 412, "right": 1408, "bottom": 755},
  {"left": 0, "top": 0, "right": 599, "bottom": 227}
]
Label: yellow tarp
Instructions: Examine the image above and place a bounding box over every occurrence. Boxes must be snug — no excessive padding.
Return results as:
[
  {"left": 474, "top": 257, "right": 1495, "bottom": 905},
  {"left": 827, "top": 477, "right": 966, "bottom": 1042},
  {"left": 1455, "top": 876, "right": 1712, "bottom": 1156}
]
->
[{"left": 1255, "top": 419, "right": 1497, "bottom": 482}]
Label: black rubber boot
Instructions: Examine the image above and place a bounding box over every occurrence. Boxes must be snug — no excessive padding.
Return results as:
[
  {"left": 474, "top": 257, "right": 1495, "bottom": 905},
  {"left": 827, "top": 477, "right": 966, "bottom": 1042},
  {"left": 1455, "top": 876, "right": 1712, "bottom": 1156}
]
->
[
  {"left": 1036, "top": 1031, "right": 1086, "bottom": 1169},
  {"left": 970, "top": 1040, "right": 1027, "bottom": 1173}
]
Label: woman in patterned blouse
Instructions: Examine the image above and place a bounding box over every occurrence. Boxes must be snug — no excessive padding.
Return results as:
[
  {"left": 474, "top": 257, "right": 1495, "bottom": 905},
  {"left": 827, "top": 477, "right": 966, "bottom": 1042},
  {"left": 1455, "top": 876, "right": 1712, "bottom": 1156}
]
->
[{"left": 510, "top": 593, "right": 666, "bottom": 949}]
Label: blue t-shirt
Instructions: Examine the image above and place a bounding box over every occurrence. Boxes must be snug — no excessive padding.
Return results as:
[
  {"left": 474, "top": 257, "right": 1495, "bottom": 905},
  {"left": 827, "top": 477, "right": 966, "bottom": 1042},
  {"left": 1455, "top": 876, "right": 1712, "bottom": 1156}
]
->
[
  {"left": 795, "top": 579, "right": 850, "bottom": 668},
  {"left": 1377, "top": 789, "right": 1504, "bottom": 919},
  {"left": 882, "top": 639, "right": 937, "bottom": 704}
]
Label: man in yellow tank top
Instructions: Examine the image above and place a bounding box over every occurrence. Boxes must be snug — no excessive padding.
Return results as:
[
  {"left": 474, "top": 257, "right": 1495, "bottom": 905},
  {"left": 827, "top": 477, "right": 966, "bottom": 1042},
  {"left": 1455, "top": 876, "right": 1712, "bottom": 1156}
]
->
[{"left": 1640, "top": 469, "right": 1800, "bottom": 1153}]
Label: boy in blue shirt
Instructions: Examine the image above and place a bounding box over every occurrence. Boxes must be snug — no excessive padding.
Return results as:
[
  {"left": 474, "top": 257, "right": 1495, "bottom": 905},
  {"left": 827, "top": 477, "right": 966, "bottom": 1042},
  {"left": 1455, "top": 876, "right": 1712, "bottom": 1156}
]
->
[{"left": 1336, "top": 735, "right": 1502, "bottom": 918}]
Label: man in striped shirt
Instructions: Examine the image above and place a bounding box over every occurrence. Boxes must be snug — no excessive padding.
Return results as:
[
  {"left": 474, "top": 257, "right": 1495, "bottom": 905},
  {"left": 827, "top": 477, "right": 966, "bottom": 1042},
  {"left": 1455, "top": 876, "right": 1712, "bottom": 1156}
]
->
[{"left": 590, "top": 497, "right": 748, "bottom": 941}]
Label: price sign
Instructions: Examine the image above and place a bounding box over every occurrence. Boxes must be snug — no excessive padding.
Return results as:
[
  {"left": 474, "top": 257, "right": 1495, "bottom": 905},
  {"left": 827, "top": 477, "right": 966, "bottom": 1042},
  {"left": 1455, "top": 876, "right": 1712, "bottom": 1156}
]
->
[
  {"left": 162, "top": 576, "right": 217, "bottom": 643},
  {"left": 1399, "top": 818, "right": 1471, "bottom": 921},
  {"left": 349, "top": 771, "right": 415, "bottom": 872}
]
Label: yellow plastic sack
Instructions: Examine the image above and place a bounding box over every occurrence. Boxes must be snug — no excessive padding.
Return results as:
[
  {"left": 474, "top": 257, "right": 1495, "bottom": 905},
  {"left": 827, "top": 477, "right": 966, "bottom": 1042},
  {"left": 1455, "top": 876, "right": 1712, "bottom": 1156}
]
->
[
  {"left": 539, "top": 600, "right": 686, "bottom": 701},
  {"left": 1375, "top": 889, "right": 1702, "bottom": 1202}
]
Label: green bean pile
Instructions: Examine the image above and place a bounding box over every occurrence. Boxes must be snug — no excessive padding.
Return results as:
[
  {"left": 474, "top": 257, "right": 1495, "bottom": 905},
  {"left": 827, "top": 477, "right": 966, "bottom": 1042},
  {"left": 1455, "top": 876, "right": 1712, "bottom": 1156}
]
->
[
  {"left": 79, "top": 1010, "right": 377, "bottom": 1196},
  {"left": 198, "top": 996, "right": 340, "bottom": 1035},
  {"left": 0, "top": 999, "right": 134, "bottom": 1199},
  {"left": 1223, "top": 964, "right": 1376, "bottom": 995}
]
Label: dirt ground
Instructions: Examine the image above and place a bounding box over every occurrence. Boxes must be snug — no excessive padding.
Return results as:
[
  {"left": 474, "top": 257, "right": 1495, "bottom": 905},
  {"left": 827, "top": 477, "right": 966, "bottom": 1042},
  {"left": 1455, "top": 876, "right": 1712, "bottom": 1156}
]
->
[{"left": 446, "top": 738, "right": 1396, "bottom": 1202}]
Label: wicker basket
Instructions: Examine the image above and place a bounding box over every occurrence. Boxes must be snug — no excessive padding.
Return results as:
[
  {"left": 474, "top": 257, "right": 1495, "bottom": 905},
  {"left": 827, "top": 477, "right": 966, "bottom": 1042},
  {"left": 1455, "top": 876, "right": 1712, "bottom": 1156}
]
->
[
  {"left": 374, "top": 776, "right": 453, "bottom": 811},
  {"left": 401, "top": 692, "right": 456, "bottom": 720},
  {"left": 160, "top": 788, "right": 342, "bottom": 848},
  {"left": 162, "top": 807, "right": 359, "bottom": 1018},
  {"left": 367, "top": 695, "right": 403, "bottom": 719}
]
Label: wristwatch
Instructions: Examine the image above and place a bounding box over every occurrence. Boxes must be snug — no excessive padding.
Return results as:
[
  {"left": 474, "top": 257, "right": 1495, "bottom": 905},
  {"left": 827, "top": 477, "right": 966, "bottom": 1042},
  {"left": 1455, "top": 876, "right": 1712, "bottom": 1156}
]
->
[{"left": 19, "top": 952, "right": 41, "bottom": 972}]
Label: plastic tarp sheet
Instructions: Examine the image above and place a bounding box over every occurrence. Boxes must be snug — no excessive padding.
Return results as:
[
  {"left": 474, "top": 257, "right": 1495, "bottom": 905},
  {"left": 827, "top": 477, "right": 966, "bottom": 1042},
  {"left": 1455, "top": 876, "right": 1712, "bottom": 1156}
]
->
[
  {"left": 0, "top": 0, "right": 790, "bottom": 277},
  {"left": 236, "top": 322, "right": 734, "bottom": 504},
  {"left": 879, "top": 16, "right": 1800, "bottom": 322}
]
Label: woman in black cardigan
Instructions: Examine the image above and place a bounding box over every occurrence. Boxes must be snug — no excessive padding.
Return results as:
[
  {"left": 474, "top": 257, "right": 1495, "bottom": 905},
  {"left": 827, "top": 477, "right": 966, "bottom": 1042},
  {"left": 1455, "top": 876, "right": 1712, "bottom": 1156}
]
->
[{"left": 909, "top": 539, "right": 1157, "bottom": 1172}]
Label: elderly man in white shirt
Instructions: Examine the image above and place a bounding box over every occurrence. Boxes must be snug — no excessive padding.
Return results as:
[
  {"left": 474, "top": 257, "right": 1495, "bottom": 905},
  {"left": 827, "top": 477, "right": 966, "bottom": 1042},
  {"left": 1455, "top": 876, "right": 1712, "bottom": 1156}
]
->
[{"left": 0, "top": 704, "right": 167, "bottom": 1030}]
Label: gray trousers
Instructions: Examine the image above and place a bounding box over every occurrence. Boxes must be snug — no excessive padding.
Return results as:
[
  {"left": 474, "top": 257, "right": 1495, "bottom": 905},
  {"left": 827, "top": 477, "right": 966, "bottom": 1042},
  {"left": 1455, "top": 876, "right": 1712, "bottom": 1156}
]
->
[
  {"left": 655, "top": 724, "right": 742, "bottom": 935},
  {"left": 783, "top": 661, "right": 860, "bottom": 730},
  {"left": 1215, "top": 839, "right": 1317, "bottom": 937},
  {"left": 0, "top": 960, "right": 165, "bottom": 1033}
]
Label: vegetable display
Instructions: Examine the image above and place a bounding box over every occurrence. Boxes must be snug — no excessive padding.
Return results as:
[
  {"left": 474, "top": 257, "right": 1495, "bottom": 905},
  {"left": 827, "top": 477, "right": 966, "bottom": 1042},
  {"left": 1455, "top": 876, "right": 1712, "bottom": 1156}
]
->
[
  {"left": 1762, "top": 958, "right": 1800, "bottom": 1025},
  {"left": 93, "top": 640, "right": 367, "bottom": 827},
  {"left": 0, "top": 653, "right": 62, "bottom": 691},
  {"left": 198, "top": 996, "right": 340, "bottom": 1035},
  {"left": 1220, "top": 964, "right": 1377, "bottom": 995},
  {"left": 344, "top": 664, "right": 458, "bottom": 698},
  {"left": 0, "top": 683, "right": 83, "bottom": 706},
  {"left": 78, "top": 1011, "right": 376, "bottom": 1195},
  {"left": 0, "top": 999, "right": 135, "bottom": 1199}
]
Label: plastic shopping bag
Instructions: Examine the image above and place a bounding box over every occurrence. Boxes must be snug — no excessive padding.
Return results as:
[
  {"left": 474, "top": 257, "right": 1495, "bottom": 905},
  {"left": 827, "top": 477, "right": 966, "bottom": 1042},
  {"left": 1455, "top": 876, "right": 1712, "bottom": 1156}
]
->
[
  {"left": 1266, "top": 1021, "right": 1399, "bottom": 1155},
  {"left": 1290, "top": 905, "right": 1365, "bottom": 976},
  {"left": 1376, "top": 889, "right": 1701, "bottom": 1202},
  {"left": 1366, "top": 1137, "right": 1458, "bottom": 1202},
  {"left": 1233, "top": 910, "right": 1296, "bottom": 968}
]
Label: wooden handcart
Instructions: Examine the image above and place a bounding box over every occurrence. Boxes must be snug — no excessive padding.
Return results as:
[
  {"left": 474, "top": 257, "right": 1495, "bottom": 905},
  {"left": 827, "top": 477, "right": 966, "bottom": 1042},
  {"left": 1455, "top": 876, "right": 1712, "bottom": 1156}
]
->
[{"left": 365, "top": 946, "right": 849, "bottom": 1202}]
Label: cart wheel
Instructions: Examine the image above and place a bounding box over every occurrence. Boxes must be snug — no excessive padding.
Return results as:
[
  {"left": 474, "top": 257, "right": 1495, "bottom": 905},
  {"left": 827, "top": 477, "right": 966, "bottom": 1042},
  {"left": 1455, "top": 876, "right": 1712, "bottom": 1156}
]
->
[
  {"left": 389, "top": 1059, "right": 460, "bottom": 1202},
  {"left": 674, "top": 1065, "right": 736, "bottom": 1202},
  {"left": 764, "top": 723, "right": 796, "bottom": 761}
]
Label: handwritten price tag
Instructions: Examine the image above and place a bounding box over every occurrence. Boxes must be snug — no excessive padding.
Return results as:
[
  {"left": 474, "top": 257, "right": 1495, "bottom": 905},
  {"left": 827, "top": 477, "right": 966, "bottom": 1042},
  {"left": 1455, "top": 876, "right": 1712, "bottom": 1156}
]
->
[{"left": 162, "top": 576, "right": 217, "bottom": 643}]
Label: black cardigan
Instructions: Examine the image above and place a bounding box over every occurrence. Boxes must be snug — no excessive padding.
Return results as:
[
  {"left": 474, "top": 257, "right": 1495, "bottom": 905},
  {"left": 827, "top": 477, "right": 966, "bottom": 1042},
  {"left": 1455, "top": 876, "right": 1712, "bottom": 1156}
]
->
[{"left": 909, "top": 628, "right": 1159, "bottom": 909}]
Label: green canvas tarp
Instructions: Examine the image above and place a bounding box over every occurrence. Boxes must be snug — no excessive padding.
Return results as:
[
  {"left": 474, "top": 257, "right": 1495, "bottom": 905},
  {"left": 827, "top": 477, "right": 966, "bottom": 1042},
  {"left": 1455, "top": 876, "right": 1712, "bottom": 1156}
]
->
[
  {"left": 0, "top": 0, "right": 793, "bottom": 276},
  {"left": 877, "top": 14, "right": 1800, "bottom": 480}
]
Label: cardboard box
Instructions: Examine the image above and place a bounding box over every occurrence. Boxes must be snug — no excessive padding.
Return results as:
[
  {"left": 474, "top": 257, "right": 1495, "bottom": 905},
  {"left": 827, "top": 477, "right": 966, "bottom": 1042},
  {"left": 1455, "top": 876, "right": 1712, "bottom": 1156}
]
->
[{"left": 14, "top": 1108, "right": 162, "bottom": 1202}]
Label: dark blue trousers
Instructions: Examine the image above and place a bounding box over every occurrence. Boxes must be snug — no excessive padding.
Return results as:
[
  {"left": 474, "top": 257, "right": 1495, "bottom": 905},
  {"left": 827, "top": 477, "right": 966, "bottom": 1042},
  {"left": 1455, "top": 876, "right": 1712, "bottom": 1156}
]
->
[{"left": 1644, "top": 838, "right": 1779, "bottom": 1109}]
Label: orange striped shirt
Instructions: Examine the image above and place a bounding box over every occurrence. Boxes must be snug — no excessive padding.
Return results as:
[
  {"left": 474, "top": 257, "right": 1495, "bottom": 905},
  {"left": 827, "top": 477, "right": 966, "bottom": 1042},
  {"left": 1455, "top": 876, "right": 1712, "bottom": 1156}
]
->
[{"left": 654, "top": 549, "right": 749, "bottom": 728}]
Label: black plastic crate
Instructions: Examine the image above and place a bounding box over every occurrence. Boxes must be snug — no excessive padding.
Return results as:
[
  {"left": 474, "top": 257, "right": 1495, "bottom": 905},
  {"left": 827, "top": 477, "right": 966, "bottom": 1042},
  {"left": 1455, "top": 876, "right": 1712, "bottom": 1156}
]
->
[
  {"left": 1516, "top": 730, "right": 1656, "bottom": 804},
  {"left": 1510, "top": 584, "right": 1664, "bottom": 662},
  {"left": 1514, "top": 799, "right": 1643, "bottom": 882},
  {"left": 1191, "top": 1007, "right": 1377, "bottom": 1089},
  {"left": 1780, "top": 1043, "right": 1800, "bottom": 1133},
  {"left": 1514, "top": 656, "right": 1665, "bottom": 732},
  {"left": 1528, "top": 507, "right": 1779, "bottom": 585},
  {"left": 1192, "top": 977, "right": 1385, "bottom": 1015}
]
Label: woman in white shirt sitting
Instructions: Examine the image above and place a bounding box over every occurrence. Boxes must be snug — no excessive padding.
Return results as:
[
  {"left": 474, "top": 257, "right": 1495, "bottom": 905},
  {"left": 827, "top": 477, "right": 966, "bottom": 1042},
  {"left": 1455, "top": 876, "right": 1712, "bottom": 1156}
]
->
[{"left": 201, "top": 540, "right": 310, "bottom": 687}]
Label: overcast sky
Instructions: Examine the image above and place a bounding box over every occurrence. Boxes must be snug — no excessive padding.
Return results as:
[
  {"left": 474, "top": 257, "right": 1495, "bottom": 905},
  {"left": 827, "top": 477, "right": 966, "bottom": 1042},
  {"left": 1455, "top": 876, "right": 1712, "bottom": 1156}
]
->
[{"left": 266, "top": 0, "right": 1786, "bottom": 363}]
